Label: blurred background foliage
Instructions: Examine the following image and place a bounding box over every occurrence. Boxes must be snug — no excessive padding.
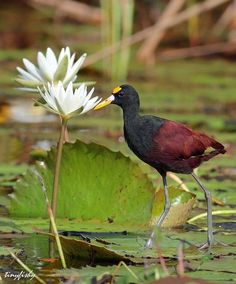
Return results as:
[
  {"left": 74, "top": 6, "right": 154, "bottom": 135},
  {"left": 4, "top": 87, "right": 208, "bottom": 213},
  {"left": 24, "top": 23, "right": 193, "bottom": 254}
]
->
[{"left": 2, "top": 0, "right": 236, "bottom": 83}]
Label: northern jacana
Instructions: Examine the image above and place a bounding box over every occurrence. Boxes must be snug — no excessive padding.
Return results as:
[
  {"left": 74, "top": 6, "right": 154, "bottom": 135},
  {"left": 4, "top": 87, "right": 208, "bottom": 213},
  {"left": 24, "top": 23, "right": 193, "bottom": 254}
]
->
[{"left": 94, "top": 85, "right": 226, "bottom": 249}]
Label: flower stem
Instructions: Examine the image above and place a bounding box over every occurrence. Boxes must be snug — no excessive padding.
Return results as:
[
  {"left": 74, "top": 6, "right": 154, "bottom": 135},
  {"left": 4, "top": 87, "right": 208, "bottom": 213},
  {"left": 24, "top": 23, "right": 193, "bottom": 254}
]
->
[{"left": 51, "top": 118, "right": 67, "bottom": 224}]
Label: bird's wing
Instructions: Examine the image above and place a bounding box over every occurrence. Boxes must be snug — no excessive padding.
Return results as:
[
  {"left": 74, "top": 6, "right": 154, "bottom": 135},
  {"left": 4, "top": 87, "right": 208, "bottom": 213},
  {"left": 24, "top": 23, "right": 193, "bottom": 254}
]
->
[{"left": 151, "top": 120, "right": 225, "bottom": 162}]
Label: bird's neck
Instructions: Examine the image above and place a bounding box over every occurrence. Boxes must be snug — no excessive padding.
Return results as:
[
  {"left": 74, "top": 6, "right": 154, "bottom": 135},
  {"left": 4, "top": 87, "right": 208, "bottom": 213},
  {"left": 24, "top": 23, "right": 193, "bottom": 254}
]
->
[{"left": 122, "top": 103, "right": 140, "bottom": 121}]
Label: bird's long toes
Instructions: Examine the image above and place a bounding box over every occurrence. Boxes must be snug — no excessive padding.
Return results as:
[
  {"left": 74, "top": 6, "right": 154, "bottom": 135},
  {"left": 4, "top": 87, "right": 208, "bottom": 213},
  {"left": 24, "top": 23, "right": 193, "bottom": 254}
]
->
[
  {"left": 213, "top": 238, "right": 228, "bottom": 247},
  {"left": 145, "top": 238, "right": 154, "bottom": 249},
  {"left": 197, "top": 238, "right": 228, "bottom": 250},
  {"left": 198, "top": 242, "right": 212, "bottom": 251}
]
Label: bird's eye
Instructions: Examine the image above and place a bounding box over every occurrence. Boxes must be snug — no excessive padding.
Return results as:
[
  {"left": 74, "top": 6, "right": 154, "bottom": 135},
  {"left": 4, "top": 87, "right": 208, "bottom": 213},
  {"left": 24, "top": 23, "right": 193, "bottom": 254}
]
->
[{"left": 118, "top": 92, "right": 124, "bottom": 97}]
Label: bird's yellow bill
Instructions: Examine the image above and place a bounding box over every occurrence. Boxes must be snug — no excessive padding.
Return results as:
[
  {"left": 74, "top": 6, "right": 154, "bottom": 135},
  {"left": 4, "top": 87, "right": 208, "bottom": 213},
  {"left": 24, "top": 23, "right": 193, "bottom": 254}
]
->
[{"left": 94, "top": 95, "right": 114, "bottom": 110}]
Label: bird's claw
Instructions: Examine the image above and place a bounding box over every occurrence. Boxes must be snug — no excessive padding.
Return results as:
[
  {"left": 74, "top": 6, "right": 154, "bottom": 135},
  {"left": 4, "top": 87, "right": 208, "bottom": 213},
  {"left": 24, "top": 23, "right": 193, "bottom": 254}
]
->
[
  {"left": 145, "top": 238, "right": 153, "bottom": 249},
  {"left": 197, "top": 238, "right": 228, "bottom": 250},
  {"left": 198, "top": 241, "right": 211, "bottom": 250},
  {"left": 145, "top": 231, "right": 156, "bottom": 249}
]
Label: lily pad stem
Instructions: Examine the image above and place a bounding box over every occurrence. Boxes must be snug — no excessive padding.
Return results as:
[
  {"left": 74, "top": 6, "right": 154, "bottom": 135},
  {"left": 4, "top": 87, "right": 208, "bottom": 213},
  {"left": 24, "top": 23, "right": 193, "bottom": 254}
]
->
[{"left": 51, "top": 117, "right": 67, "bottom": 221}]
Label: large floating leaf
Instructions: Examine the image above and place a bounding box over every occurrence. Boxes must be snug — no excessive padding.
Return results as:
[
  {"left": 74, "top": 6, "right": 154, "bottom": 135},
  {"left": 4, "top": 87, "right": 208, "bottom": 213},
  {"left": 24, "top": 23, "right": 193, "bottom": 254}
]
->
[
  {"left": 9, "top": 140, "right": 155, "bottom": 225},
  {"left": 0, "top": 218, "right": 23, "bottom": 233},
  {"left": 40, "top": 227, "right": 236, "bottom": 264},
  {"left": 0, "top": 246, "right": 22, "bottom": 256},
  {"left": 51, "top": 263, "right": 167, "bottom": 284},
  {"left": 47, "top": 232, "right": 134, "bottom": 264},
  {"left": 187, "top": 271, "right": 236, "bottom": 283}
]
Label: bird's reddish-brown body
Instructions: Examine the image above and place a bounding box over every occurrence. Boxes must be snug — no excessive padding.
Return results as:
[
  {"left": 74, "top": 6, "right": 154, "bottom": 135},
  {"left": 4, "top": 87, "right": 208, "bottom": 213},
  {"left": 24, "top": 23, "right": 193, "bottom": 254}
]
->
[{"left": 147, "top": 121, "right": 225, "bottom": 175}]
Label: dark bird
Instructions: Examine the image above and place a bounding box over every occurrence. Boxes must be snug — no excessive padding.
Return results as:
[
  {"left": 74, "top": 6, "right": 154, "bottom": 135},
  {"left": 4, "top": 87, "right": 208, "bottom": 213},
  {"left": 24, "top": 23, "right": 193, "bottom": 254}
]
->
[{"left": 94, "top": 85, "right": 226, "bottom": 249}]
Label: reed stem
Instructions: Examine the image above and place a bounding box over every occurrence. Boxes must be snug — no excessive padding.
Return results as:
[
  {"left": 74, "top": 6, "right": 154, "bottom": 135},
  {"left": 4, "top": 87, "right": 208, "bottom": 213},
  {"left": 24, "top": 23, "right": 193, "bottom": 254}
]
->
[{"left": 34, "top": 169, "right": 67, "bottom": 268}]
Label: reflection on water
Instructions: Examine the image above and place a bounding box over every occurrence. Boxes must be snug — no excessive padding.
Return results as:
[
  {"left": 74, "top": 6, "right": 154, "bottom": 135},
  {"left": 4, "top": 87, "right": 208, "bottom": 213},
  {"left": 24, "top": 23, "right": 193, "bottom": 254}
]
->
[
  {"left": 0, "top": 234, "right": 51, "bottom": 276},
  {"left": 33, "top": 140, "right": 52, "bottom": 152},
  {"left": 0, "top": 98, "right": 58, "bottom": 164},
  {"left": 1, "top": 99, "right": 56, "bottom": 124},
  {"left": 0, "top": 98, "right": 123, "bottom": 164},
  {"left": 0, "top": 134, "right": 23, "bottom": 164}
]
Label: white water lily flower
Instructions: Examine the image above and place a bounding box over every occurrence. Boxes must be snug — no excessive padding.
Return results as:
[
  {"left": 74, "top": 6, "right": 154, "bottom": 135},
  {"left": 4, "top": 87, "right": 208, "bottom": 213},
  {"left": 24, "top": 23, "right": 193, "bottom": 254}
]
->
[
  {"left": 16, "top": 47, "right": 87, "bottom": 90},
  {"left": 37, "top": 81, "right": 101, "bottom": 119}
]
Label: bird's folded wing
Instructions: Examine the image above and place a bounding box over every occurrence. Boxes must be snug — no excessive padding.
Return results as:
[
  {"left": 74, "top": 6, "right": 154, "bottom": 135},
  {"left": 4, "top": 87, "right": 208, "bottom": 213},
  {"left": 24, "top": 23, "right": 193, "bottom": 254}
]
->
[{"left": 151, "top": 120, "right": 225, "bottom": 162}]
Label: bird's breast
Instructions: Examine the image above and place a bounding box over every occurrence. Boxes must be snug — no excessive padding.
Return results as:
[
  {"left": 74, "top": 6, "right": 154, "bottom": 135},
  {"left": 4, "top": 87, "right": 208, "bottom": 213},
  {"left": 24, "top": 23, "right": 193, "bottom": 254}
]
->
[{"left": 123, "top": 121, "right": 154, "bottom": 161}]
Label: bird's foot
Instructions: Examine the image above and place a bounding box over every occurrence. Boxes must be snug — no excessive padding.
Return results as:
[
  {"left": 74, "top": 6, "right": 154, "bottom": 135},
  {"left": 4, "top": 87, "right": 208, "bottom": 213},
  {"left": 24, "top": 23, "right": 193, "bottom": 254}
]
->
[
  {"left": 145, "top": 231, "right": 156, "bottom": 249},
  {"left": 145, "top": 238, "right": 153, "bottom": 249},
  {"left": 197, "top": 238, "right": 228, "bottom": 251},
  {"left": 198, "top": 241, "right": 211, "bottom": 250}
]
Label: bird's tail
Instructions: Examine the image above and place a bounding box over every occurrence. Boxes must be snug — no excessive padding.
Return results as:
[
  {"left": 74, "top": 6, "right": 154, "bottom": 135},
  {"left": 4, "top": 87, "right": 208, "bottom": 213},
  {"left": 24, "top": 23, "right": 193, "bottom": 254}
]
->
[
  {"left": 201, "top": 138, "right": 226, "bottom": 162},
  {"left": 201, "top": 148, "right": 225, "bottom": 162}
]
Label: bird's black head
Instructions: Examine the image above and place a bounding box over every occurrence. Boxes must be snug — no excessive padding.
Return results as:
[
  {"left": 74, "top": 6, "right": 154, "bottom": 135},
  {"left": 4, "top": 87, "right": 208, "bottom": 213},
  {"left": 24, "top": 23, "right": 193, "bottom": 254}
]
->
[{"left": 94, "top": 84, "right": 140, "bottom": 111}]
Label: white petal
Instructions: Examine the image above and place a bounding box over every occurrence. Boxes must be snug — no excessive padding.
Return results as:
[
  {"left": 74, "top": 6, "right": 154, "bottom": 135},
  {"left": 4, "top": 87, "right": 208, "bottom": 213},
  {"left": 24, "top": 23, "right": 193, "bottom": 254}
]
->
[
  {"left": 53, "top": 82, "right": 67, "bottom": 114},
  {"left": 82, "top": 87, "right": 94, "bottom": 106},
  {"left": 16, "top": 87, "right": 38, "bottom": 92},
  {"left": 63, "top": 53, "right": 86, "bottom": 85},
  {"left": 76, "top": 84, "right": 87, "bottom": 100},
  {"left": 64, "top": 47, "right": 71, "bottom": 59},
  {"left": 58, "top": 48, "right": 65, "bottom": 62},
  {"left": 65, "top": 89, "right": 85, "bottom": 113},
  {"left": 68, "top": 53, "right": 75, "bottom": 70},
  {"left": 81, "top": 96, "right": 101, "bottom": 114},
  {"left": 71, "top": 75, "right": 77, "bottom": 83},
  {"left": 61, "top": 82, "right": 74, "bottom": 114},
  {"left": 38, "top": 87, "right": 58, "bottom": 112},
  {"left": 45, "top": 84, "right": 59, "bottom": 108},
  {"left": 37, "top": 52, "right": 53, "bottom": 81},
  {"left": 72, "top": 85, "right": 87, "bottom": 109},
  {"left": 42, "top": 86, "right": 57, "bottom": 109},
  {"left": 23, "top": 59, "right": 43, "bottom": 81},
  {"left": 58, "top": 81, "right": 67, "bottom": 101},
  {"left": 67, "top": 82, "right": 74, "bottom": 103},
  {"left": 46, "top": 48, "right": 58, "bottom": 75},
  {"left": 17, "top": 67, "right": 40, "bottom": 82},
  {"left": 50, "top": 83, "right": 59, "bottom": 102}
]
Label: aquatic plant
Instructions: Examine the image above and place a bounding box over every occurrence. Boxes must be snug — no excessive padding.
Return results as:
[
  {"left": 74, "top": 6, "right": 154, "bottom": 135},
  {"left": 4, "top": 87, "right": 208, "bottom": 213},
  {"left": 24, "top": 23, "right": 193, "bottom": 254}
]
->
[
  {"left": 16, "top": 47, "right": 89, "bottom": 91},
  {"left": 16, "top": 47, "right": 101, "bottom": 266}
]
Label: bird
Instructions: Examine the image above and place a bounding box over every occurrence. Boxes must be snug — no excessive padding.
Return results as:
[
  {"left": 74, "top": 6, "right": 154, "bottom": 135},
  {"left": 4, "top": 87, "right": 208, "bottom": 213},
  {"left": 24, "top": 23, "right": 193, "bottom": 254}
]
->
[{"left": 94, "top": 84, "right": 226, "bottom": 249}]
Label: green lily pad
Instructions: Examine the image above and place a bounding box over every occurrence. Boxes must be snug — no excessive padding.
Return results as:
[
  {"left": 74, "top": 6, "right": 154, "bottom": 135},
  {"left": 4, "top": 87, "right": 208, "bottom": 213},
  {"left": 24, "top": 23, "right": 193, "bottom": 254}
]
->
[
  {"left": 15, "top": 78, "right": 43, "bottom": 87},
  {"left": 8, "top": 218, "right": 144, "bottom": 234},
  {"left": 0, "top": 246, "right": 22, "bottom": 256},
  {"left": 51, "top": 263, "right": 167, "bottom": 284},
  {"left": 151, "top": 186, "right": 196, "bottom": 228},
  {"left": 47, "top": 232, "right": 134, "bottom": 264},
  {"left": 186, "top": 271, "right": 236, "bottom": 282},
  {"left": 149, "top": 276, "right": 215, "bottom": 284},
  {"left": 0, "top": 218, "right": 23, "bottom": 233},
  {"left": 41, "top": 226, "right": 236, "bottom": 263},
  {"left": 190, "top": 255, "right": 236, "bottom": 273},
  {"left": 9, "top": 140, "right": 155, "bottom": 225}
]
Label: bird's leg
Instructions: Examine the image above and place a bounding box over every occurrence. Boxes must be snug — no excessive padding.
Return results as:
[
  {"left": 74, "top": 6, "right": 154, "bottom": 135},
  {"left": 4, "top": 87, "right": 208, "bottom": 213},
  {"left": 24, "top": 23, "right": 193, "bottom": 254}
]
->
[
  {"left": 191, "top": 172, "right": 213, "bottom": 250},
  {"left": 146, "top": 174, "right": 171, "bottom": 248}
]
